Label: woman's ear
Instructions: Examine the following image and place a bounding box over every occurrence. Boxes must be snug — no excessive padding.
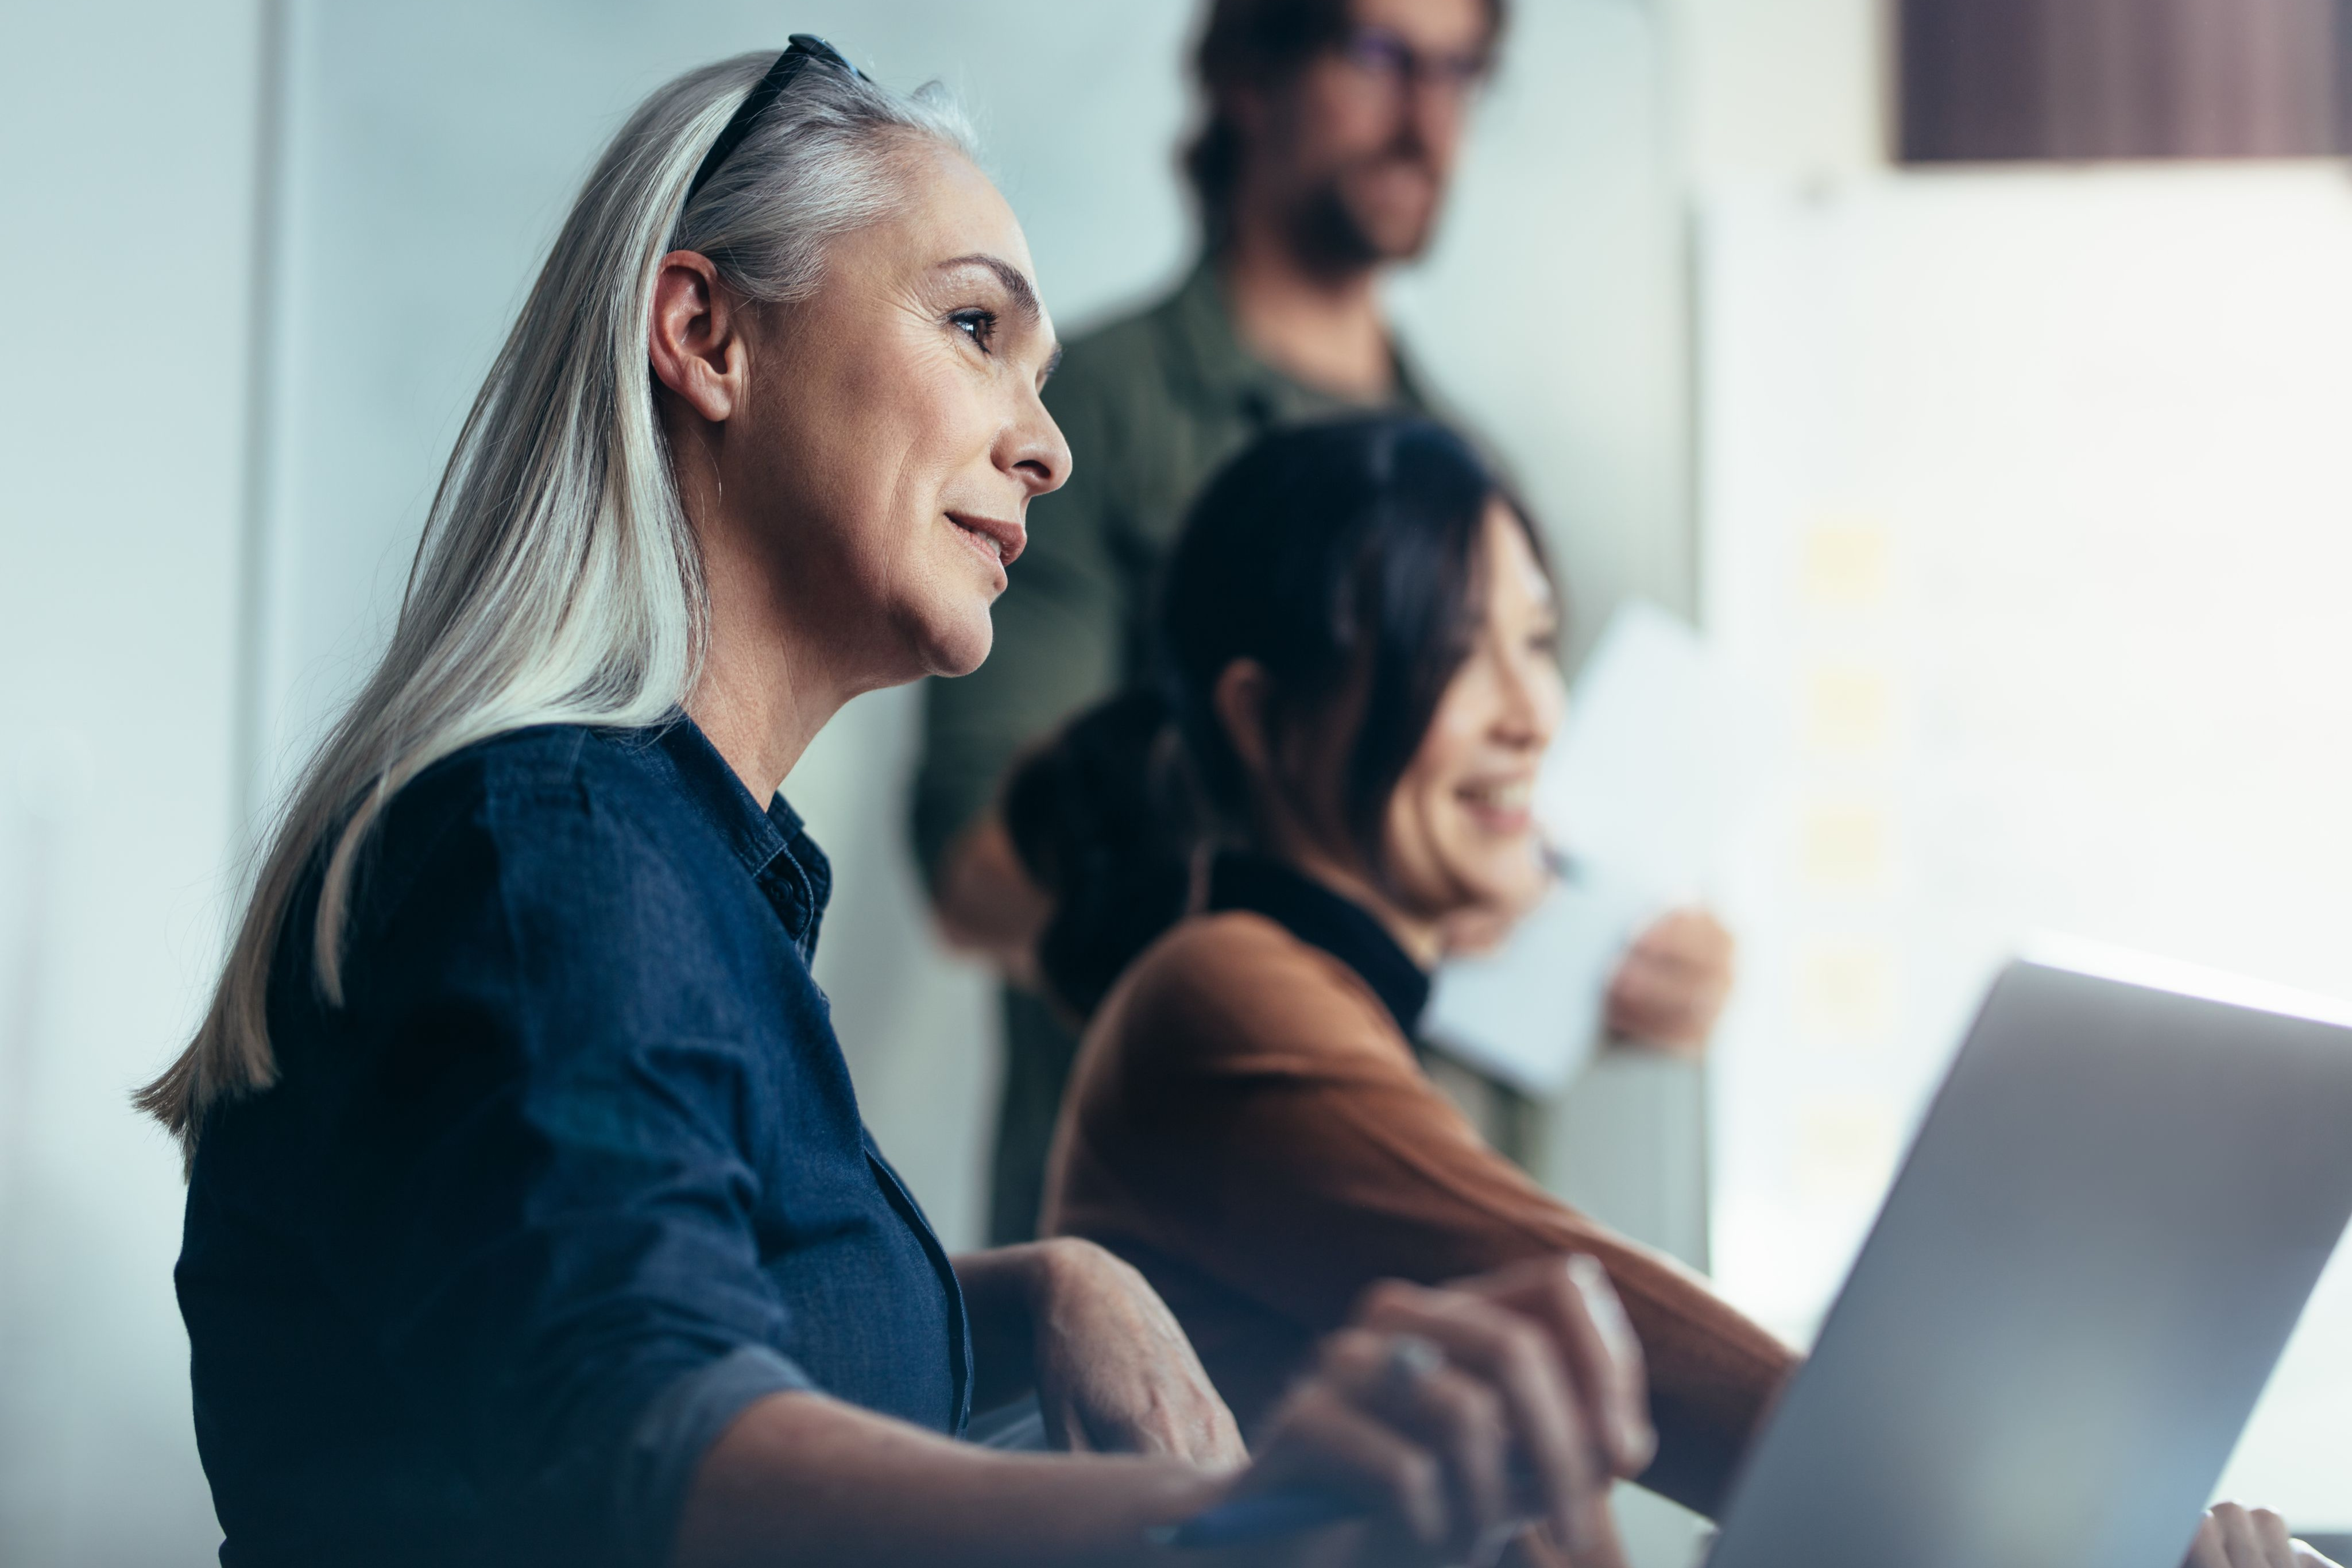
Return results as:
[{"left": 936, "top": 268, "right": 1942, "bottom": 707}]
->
[
  {"left": 648, "top": 250, "right": 745, "bottom": 425},
  {"left": 1210, "top": 659, "right": 1274, "bottom": 780}
]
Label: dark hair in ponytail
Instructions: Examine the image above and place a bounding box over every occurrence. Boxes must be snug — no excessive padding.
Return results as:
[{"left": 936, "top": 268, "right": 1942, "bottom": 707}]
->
[
  {"left": 1005, "top": 414, "right": 1549, "bottom": 1021},
  {"left": 1001, "top": 687, "right": 1201, "bottom": 1021}
]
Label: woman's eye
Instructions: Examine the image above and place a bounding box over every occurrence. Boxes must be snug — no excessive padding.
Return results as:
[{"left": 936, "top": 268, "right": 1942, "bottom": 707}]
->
[{"left": 950, "top": 309, "right": 997, "bottom": 351}]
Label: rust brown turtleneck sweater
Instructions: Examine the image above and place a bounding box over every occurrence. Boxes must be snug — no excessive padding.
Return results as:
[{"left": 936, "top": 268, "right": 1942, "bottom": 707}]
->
[{"left": 1042, "top": 855, "right": 1798, "bottom": 1542}]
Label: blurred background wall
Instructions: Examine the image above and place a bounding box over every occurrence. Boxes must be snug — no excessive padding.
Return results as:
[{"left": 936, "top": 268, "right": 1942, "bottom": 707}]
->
[
  {"left": 0, "top": 1, "right": 266, "bottom": 1557},
  {"left": 1, "top": 0, "right": 2345, "bottom": 1562}
]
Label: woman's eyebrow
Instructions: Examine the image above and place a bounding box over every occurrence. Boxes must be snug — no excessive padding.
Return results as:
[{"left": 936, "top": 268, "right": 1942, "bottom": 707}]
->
[{"left": 937, "top": 253, "right": 1043, "bottom": 327}]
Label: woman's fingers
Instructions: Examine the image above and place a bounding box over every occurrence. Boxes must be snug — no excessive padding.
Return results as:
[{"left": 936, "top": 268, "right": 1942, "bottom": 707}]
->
[
  {"left": 2216, "top": 1505, "right": 2273, "bottom": 1567},
  {"left": 1257, "top": 1267, "right": 1655, "bottom": 1568},
  {"left": 1293, "top": 1328, "right": 1516, "bottom": 1559},
  {"left": 2249, "top": 1508, "right": 2298, "bottom": 1565},
  {"left": 1351, "top": 1279, "right": 1620, "bottom": 1564},
  {"left": 2188, "top": 1505, "right": 2322, "bottom": 1568},
  {"left": 1245, "top": 1326, "right": 1530, "bottom": 1565},
  {"left": 1359, "top": 1345, "right": 1514, "bottom": 1550},
  {"left": 1606, "top": 908, "right": 1735, "bottom": 1050},
  {"left": 1286, "top": 1331, "right": 1454, "bottom": 1548},
  {"left": 1456, "top": 1254, "right": 1657, "bottom": 1477},
  {"left": 1564, "top": 1255, "right": 1656, "bottom": 1474}
]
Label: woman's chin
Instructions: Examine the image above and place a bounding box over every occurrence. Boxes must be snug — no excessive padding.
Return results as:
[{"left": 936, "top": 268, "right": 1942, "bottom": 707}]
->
[
  {"left": 1458, "top": 849, "right": 1550, "bottom": 917},
  {"left": 922, "top": 609, "right": 996, "bottom": 679}
]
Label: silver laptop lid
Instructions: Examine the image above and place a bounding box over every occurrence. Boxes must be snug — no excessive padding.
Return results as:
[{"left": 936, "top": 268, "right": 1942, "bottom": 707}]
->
[{"left": 1707, "top": 944, "right": 2352, "bottom": 1568}]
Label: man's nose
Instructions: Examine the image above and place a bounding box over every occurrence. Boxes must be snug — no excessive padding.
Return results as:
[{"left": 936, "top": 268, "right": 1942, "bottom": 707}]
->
[{"left": 1406, "top": 82, "right": 1466, "bottom": 158}]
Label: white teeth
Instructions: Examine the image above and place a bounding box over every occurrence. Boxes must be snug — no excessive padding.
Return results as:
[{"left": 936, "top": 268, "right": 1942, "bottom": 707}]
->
[
  {"left": 1461, "top": 780, "right": 1532, "bottom": 810},
  {"left": 954, "top": 518, "right": 1002, "bottom": 560}
]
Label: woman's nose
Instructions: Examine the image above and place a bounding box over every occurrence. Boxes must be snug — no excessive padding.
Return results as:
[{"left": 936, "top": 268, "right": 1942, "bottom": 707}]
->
[
  {"left": 1003, "top": 396, "right": 1071, "bottom": 498},
  {"left": 1492, "top": 660, "right": 1558, "bottom": 750},
  {"left": 1493, "top": 704, "right": 1544, "bottom": 752}
]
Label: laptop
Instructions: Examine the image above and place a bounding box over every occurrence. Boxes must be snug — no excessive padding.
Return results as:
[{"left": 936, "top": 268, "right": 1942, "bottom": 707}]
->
[{"left": 1704, "top": 940, "right": 2352, "bottom": 1568}]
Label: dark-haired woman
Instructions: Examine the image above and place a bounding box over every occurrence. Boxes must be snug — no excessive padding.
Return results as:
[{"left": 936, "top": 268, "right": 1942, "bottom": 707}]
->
[
  {"left": 1022, "top": 416, "right": 2339, "bottom": 1568},
  {"left": 1016, "top": 416, "right": 1801, "bottom": 1552}
]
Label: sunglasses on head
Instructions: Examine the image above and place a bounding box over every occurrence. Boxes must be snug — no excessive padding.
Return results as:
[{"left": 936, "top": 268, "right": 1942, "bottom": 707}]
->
[{"left": 684, "top": 34, "right": 863, "bottom": 206}]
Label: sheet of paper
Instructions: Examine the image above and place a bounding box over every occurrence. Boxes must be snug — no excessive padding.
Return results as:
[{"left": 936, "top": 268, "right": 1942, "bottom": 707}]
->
[{"left": 1423, "top": 601, "right": 1728, "bottom": 1094}]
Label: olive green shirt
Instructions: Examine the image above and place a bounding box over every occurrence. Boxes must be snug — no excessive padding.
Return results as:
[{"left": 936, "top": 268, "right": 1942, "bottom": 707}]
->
[{"left": 911, "top": 260, "right": 1528, "bottom": 1243}]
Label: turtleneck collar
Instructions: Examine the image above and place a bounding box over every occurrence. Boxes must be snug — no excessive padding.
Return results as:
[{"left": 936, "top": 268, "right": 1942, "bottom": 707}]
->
[{"left": 1206, "top": 851, "right": 1430, "bottom": 1039}]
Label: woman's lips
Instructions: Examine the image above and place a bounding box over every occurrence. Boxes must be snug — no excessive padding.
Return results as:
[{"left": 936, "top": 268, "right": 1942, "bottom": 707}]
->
[{"left": 946, "top": 510, "right": 1026, "bottom": 568}]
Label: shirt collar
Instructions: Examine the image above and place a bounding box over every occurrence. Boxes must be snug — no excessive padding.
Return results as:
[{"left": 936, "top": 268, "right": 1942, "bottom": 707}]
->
[
  {"left": 643, "top": 716, "right": 832, "bottom": 963},
  {"left": 1206, "top": 851, "right": 1430, "bottom": 1037},
  {"left": 1163, "top": 258, "right": 1437, "bottom": 429}
]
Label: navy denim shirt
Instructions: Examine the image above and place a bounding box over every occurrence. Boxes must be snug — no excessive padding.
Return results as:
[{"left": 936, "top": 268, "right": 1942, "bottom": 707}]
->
[{"left": 177, "top": 720, "right": 971, "bottom": 1568}]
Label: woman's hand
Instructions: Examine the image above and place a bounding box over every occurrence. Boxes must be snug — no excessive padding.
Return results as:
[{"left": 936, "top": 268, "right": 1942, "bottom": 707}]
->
[
  {"left": 1218, "top": 1255, "right": 1653, "bottom": 1568},
  {"left": 955, "top": 1239, "right": 1240, "bottom": 1464},
  {"left": 1022, "top": 1238, "right": 1245, "bottom": 1464},
  {"left": 1604, "top": 908, "right": 1735, "bottom": 1054},
  {"left": 2187, "top": 1504, "right": 2342, "bottom": 1567}
]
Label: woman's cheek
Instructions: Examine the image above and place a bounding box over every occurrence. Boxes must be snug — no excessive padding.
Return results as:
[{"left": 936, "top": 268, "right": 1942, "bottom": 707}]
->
[
  {"left": 1380, "top": 787, "right": 1444, "bottom": 908},
  {"left": 1431, "top": 787, "right": 1499, "bottom": 905}
]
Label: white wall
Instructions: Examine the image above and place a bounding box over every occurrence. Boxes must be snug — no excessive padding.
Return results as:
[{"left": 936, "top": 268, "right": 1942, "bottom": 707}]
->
[
  {"left": 0, "top": 0, "right": 264, "bottom": 1559},
  {"left": 1701, "top": 165, "right": 2352, "bottom": 1529},
  {"left": 1665, "top": 0, "right": 1885, "bottom": 183},
  {"left": 1654, "top": 0, "right": 2351, "bottom": 1530}
]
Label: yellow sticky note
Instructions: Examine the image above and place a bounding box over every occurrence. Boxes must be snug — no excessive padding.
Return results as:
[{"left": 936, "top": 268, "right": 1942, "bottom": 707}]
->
[
  {"left": 1801, "top": 521, "right": 1890, "bottom": 608},
  {"left": 1804, "top": 665, "right": 1891, "bottom": 753},
  {"left": 1800, "top": 804, "right": 1889, "bottom": 891},
  {"left": 1796, "top": 936, "right": 1896, "bottom": 1046}
]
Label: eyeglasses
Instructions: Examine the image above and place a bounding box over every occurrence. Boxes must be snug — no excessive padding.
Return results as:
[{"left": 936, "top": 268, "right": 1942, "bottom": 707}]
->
[
  {"left": 684, "top": 34, "right": 863, "bottom": 206},
  {"left": 1336, "top": 25, "right": 1494, "bottom": 102}
]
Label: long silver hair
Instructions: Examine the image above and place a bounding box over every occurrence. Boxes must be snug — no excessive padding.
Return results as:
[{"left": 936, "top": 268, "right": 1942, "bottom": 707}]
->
[{"left": 140, "top": 52, "right": 976, "bottom": 1148}]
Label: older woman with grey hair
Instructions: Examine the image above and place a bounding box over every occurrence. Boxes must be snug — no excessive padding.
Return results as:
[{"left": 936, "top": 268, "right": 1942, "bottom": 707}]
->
[{"left": 141, "top": 38, "right": 1656, "bottom": 1568}]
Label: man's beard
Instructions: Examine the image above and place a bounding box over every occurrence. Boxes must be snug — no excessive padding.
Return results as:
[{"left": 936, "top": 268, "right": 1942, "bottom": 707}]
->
[{"left": 1285, "top": 158, "right": 1441, "bottom": 276}]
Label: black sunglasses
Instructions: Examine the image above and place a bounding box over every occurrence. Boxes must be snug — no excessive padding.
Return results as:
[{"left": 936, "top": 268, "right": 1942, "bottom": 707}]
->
[{"left": 684, "top": 34, "right": 862, "bottom": 206}]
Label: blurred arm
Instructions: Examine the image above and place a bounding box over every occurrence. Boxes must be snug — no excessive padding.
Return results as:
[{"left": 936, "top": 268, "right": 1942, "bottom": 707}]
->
[
  {"left": 674, "top": 1389, "right": 1221, "bottom": 1568},
  {"left": 1064, "top": 927, "right": 1797, "bottom": 1519},
  {"left": 932, "top": 814, "right": 1053, "bottom": 983}
]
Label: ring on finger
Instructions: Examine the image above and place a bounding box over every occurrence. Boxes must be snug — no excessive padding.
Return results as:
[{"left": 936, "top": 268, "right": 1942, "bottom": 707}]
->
[{"left": 1378, "top": 1333, "right": 1446, "bottom": 1407}]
